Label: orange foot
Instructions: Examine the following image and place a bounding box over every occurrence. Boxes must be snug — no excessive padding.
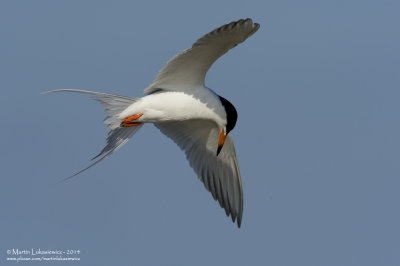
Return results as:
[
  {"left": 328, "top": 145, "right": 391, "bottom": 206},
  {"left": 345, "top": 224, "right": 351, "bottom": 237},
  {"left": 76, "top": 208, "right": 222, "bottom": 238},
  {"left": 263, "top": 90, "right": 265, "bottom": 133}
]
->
[{"left": 120, "top": 113, "right": 143, "bottom": 127}]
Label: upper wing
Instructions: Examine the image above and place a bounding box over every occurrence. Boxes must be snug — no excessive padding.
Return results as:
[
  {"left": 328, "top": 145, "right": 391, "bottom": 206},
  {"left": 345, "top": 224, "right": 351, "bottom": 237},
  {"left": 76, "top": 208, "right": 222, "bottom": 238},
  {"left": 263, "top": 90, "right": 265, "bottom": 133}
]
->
[
  {"left": 155, "top": 120, "right": 243, "bottom": 227},
  {"left": 144, "top": 18, "right": 260, "bottom": 94}
]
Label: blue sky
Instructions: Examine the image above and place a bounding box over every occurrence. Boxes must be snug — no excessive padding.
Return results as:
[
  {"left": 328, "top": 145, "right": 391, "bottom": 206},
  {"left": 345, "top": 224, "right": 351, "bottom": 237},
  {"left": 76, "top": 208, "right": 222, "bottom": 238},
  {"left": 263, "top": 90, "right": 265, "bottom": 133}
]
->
[{"left": 1, "top": 0, "right": 400, "bottom": 265}]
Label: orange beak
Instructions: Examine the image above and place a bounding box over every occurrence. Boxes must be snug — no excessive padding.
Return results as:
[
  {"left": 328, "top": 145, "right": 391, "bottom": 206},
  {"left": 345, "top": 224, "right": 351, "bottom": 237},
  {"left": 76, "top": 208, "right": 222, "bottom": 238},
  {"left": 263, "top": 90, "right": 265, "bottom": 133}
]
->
[{"left": 217, "top": 129, "right": 226, "bottom": 156}]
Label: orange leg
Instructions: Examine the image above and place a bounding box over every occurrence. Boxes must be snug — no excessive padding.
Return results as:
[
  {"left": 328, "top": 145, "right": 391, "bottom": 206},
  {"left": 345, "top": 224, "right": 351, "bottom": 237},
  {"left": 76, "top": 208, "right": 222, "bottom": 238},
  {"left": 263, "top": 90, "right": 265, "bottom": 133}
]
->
[{"left": 120, "top": 112, "right": 143, "bottom": 127}]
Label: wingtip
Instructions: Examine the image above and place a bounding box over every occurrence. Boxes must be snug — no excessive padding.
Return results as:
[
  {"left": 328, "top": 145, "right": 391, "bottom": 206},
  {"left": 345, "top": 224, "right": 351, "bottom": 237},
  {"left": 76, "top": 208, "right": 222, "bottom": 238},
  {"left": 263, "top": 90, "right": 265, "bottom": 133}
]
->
[
  {"left": 245, "top": 18, "right": 260, "bottom": 35},
  {"left": 237, "top": 216, "right": 242, "bottom": 228}
]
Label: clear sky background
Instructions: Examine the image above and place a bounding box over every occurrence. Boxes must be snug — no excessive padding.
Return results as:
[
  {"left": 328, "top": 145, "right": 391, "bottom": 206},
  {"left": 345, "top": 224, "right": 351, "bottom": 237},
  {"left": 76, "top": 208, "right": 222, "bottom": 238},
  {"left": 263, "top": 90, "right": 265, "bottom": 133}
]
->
[{"left": 1, "top": 0, "right": 399, "bottom": 265}]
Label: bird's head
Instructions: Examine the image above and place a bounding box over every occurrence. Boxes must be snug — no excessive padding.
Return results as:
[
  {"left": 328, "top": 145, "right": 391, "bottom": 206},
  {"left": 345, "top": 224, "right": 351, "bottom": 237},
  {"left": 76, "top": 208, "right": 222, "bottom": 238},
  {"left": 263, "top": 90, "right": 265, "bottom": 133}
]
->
[{"left": 217, "top": 96, "right": 238, "bottom": 156}]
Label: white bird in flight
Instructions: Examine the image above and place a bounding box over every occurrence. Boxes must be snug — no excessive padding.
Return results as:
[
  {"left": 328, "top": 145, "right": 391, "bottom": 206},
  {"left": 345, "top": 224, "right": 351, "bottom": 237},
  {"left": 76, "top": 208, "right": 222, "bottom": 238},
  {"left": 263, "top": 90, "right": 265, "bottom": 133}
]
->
[{"left": 44, "top": 18, "right": 260, "bottom": 227}]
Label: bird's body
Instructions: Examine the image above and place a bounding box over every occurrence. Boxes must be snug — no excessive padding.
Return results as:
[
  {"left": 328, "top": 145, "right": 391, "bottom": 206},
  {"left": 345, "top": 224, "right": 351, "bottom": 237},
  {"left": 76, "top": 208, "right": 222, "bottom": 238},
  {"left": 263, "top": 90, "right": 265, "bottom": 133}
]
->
[
  {"left": 119, "top": 88, "right": 225, "bottom": 127},
  {"left": 44, "top": 18, "right": 260, "bottom": 227}
]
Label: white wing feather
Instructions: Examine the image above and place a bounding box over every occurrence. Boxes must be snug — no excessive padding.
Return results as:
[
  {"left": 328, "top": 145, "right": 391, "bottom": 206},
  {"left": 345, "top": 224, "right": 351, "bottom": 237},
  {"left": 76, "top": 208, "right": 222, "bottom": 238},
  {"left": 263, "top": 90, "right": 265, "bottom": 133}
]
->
[
  {"left": 144, "top": 18, "right": 260, "bottom": 94},
  {"left": 155, "top": 120, "right": 243, "bottom": 227}
]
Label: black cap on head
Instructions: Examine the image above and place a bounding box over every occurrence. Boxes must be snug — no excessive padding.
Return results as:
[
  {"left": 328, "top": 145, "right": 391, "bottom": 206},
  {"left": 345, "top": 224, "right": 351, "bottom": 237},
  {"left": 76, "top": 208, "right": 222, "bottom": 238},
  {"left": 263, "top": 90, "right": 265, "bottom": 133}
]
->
[{"left": 219, "top": 96, "right": 237, "bottom": 134}]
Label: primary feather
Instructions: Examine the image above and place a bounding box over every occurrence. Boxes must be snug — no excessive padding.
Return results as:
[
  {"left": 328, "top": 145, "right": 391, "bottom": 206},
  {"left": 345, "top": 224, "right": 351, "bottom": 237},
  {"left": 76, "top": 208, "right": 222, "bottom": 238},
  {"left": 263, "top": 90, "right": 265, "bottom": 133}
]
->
[
  {"left": 155, "top": 120, "right": 243, "bottom": 226},
  {"left": 144, "top": 18, "right": 260, "bottom": 94}
]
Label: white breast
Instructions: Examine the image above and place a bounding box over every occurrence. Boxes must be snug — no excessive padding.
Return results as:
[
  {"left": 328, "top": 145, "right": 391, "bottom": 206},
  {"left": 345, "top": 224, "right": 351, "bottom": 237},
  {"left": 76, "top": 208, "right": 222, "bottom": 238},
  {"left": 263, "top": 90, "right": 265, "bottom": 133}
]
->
[{"left": 119, "top": 89, "right": 226, "bottom": 127}]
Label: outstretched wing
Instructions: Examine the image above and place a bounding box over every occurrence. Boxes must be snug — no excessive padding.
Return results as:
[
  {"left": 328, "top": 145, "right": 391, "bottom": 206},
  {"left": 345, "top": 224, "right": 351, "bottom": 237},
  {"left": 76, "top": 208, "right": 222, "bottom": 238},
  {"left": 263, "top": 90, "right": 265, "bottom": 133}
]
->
[
  {"left": 155, "top": 120, "right": 243, "bottom": 227},
  {"left": 144, "top": 18, "right": 260, "bottom": 94}
]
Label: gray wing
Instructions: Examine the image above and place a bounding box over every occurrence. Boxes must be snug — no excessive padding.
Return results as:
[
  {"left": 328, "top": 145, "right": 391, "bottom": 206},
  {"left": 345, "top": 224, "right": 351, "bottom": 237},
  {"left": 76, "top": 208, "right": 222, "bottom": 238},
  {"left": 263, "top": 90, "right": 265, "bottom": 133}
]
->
[
  {"left": 155, "top": 120, "right": 243, "bottom": 227},
  {"left": 144, "top": 18, "right": 260, "bottom": 94}
]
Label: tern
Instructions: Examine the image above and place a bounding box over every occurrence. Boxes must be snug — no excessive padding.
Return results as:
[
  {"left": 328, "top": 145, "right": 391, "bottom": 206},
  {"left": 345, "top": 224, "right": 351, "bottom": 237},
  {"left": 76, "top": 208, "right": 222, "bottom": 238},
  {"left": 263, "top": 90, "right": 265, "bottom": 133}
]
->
[{"left": 44, "top": 18, "right": 260, "bottom": 227}]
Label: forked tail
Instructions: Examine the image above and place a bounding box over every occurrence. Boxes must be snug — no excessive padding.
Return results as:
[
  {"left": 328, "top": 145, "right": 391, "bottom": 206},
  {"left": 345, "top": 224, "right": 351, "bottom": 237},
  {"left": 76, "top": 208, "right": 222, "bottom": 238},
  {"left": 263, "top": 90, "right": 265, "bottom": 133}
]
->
[{"left": 42, "top": 89, "right": 142, "bottom": 182}]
